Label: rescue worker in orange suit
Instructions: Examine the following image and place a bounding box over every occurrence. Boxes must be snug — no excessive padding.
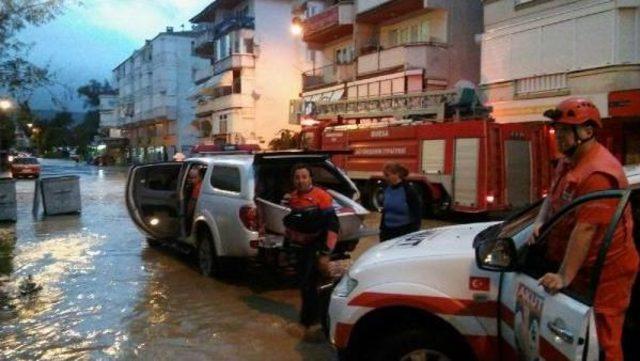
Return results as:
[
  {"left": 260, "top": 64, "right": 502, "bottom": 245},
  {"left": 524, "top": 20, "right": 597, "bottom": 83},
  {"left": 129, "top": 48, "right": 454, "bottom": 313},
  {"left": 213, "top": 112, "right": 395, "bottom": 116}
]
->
[
  {"left": 530, "top": 98, "right": 639, "bottom": 361},
  {"left": 282, "top": 164, "right": 339, "bottom": 339}
]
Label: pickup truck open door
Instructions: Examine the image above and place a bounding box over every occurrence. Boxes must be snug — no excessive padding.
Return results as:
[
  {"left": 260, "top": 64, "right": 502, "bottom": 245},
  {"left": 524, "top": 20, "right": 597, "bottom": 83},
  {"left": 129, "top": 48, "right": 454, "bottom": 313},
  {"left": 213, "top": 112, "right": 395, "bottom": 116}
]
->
[{"left": 125, "top": 163, "right": 184, "bottom": 241}]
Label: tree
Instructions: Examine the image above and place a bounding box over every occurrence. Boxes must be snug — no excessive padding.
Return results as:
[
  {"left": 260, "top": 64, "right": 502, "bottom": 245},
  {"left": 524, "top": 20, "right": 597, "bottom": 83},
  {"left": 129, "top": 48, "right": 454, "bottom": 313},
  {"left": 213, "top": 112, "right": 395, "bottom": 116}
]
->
[
  {"left": 0, "top": 0, "right": 69, "bottom": 101},
  {"left": 268, "top": 129, "right": 307, "bottom": 150},
  {"left": 73, "top": 79, "right": 114, "bottom": 156},
  {"left": 77, "top": 79, "right": 113, "bottom": 109},
  {"left": 31, "top": 111, "right": 72, "bottom": 154}
]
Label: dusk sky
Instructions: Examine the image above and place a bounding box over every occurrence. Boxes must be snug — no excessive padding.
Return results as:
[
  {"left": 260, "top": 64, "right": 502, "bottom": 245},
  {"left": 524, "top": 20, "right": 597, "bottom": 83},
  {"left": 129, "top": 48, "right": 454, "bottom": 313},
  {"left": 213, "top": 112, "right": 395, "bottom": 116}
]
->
[{"left": 18, "top": 0, "right": 212, "bottom": 112}]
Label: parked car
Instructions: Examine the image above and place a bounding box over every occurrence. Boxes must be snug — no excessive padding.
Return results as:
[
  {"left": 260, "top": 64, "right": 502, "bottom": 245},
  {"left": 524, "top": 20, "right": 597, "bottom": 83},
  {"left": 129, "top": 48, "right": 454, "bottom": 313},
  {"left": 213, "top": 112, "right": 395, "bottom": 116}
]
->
[
  {"left": 90, "top": 155, "right": 115, "bottom": 166},
  {"left": 327, "top": 164, "right": 640, "bottom": 361},
  {"left": 125, "top": 151, "right": 374, "bottom": 277},
  {"left": 10, "top": 157, "right": 41, "bottom": 178}
]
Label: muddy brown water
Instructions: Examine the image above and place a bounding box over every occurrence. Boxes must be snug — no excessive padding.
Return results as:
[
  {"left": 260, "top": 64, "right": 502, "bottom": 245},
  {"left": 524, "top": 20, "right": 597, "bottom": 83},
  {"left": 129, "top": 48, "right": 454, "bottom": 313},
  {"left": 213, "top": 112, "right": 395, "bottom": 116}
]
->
[{"left": 0, "top": 159, "right": 453, "bottom": 360}]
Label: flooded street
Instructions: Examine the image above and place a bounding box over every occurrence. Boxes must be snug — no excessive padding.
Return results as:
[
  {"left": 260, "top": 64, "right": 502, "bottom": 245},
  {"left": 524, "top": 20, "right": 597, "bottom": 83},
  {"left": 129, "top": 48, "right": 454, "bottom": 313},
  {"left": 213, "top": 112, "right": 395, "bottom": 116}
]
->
[{"left": 0, "top": 159, "right": 453, "bottom": 360}]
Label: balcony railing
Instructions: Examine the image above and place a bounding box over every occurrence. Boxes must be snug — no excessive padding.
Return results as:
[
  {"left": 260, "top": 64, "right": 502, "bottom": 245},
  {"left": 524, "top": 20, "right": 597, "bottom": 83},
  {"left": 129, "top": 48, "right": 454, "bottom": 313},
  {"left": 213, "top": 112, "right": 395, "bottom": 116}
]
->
[
  {"left": 194, "top": 30, "right": 215, "bottom": 58},
  {"left": 302, "top": 62, "right": 354, "bottom": 91},
  {"left": 151, "top": 105, "right": 177, "bottom": 120},
  {"left": 213, "top": 53, "right": 255, "bottom": 74},
  {"left": 303, "top": 1, "right": 354, "bottom": 43},
  {"left": 357, "top": 42, "right": 449, "bottom": 77},
  {"left": 214, "top": 15, "right": 255, "bottom": 38},
  {"left": 196, "top": 94, "right": 253, "bottom": 116},
  {"left": 293, "top": 89, "right": 457, "bottom": 120}
]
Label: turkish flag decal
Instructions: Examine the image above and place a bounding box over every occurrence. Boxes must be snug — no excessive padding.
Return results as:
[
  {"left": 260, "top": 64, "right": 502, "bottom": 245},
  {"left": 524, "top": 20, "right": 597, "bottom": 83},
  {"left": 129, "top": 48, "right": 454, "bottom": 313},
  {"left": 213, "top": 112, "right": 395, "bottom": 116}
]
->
[{"left": 469, "top": 277, "right": 490, "bottom": 291}]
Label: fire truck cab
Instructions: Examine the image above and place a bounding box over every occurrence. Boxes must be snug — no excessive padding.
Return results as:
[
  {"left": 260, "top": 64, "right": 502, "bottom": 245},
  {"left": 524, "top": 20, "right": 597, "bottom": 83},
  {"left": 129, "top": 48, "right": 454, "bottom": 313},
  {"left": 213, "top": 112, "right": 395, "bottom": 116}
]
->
[{"left": 328, "top": 165, "right": 640, "bottom": 361}]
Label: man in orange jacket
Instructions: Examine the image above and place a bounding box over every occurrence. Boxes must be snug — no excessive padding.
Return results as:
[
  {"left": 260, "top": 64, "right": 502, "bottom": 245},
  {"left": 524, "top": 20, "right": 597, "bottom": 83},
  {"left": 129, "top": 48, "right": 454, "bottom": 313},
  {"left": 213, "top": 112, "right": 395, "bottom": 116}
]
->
[
  {"left": 533, "top": 98, "right": 638, "bottom": 360},
  {"left": 283, "top": 163, "right": 339, "bottom": 339}
]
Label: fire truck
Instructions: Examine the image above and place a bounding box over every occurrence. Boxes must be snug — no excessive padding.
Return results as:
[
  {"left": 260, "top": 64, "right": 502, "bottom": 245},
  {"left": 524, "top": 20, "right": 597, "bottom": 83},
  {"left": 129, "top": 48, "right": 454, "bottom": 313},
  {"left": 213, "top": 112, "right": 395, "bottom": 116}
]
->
[{"left": 300, "top": 96, "right": 558, "bottom": 215}]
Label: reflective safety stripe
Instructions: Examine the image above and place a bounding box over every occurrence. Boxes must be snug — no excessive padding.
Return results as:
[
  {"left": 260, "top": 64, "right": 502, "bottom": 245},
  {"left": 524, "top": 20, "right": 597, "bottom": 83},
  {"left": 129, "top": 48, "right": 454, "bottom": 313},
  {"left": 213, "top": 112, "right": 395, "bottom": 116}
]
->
[{"left": 348, "top": 292, "right": 498, "bottom": 318}]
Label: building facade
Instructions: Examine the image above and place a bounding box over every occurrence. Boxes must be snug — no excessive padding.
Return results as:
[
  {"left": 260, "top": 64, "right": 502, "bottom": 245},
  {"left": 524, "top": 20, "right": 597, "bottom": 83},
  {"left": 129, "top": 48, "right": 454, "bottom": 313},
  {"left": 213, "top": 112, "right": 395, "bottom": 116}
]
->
[
  {"left": 481, "top": 0, "right": 640, "bottom": 163},
  {"left": 113, "top": 28, "right": 209, "bottom": 163},
  {"left": 290, "top": 0, "right": 483, "bottom": 125},
  {"left": 190, "top": 0, "right": 307, "bottom": 147},
  {"left": 98, "top": 93, "right": 128, "bottom": 164}
]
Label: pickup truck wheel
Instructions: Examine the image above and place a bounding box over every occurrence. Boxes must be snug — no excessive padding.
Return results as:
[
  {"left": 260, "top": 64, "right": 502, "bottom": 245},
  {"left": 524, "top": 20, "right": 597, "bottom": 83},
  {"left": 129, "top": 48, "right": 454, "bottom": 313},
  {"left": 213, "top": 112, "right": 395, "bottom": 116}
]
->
[
  {"left": 197, "top": 229, "right": 219, "bottom": 277},
  {"left": 373, "top": 328, "right": 458, "bottom": 361}
]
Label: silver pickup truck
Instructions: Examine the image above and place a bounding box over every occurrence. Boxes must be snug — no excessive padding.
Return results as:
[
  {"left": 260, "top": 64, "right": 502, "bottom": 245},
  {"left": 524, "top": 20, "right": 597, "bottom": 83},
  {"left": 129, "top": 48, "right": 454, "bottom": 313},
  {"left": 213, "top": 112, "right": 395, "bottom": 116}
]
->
[{"left": 125, "top": 151, "right": 373, "bottom": 277}]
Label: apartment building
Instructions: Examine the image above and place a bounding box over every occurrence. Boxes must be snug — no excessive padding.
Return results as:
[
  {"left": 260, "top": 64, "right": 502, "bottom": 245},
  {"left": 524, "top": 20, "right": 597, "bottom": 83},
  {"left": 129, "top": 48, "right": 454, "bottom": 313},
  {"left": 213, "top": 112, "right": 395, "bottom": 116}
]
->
[
  {"left": 113, "top": 27, "right": 209, "bottom": 163},
  {"left": 481, "top": 0, "right": 640, "bottom": 163},
  {"left": 190, "top": 0, "right": 306, "bottom": 147},
  {"left": 97, "top": 93, "right": 128, "bottom": 164},
  {"left": 290, "top": 0, "right": 483, "bottom": 124}
]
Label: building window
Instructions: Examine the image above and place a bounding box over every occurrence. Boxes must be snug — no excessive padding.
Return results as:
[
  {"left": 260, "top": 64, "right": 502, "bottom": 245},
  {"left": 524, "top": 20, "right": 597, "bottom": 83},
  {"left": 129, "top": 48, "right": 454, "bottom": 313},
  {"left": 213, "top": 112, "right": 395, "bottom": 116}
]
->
[
  {"left": 335, "top": 45, "right": 354, "bottom": 65},
  {"left": 219, "top": 115, "right": 228, "bottom": 134},
  {"left": 244, "top": 38, "right": 254, "bottom": 54},
  {"left": 383, "top": 19, "right": 431, "bottom": 48}
]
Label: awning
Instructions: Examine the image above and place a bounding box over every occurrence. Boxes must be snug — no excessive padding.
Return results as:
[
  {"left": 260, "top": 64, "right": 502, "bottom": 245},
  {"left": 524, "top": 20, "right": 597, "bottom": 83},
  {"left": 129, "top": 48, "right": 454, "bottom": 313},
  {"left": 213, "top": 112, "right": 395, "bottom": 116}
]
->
[{"left": 201, "top": 71, "right": 233, "bottom": 96}]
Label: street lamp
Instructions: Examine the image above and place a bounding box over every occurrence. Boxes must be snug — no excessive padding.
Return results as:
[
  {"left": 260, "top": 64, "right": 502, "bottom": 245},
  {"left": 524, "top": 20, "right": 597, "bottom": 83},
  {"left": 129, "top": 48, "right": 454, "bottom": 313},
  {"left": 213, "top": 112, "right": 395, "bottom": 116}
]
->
[
  {"left": 0, "top": 99, "right": 13, "bottom": 111},
  {"left": 291, "top": 17, "right": 303, "bottom": 36}
]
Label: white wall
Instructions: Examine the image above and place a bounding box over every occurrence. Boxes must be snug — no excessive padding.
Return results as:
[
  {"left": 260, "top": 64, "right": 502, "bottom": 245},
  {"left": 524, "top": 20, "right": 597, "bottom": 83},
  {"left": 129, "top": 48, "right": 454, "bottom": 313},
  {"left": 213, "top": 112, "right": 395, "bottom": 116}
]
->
[
  {"left": 252, "top": 0, "right": 305, "bottom": 144},
  {"left": 481, "top": 0, "right": 640, "bottom": 85}
]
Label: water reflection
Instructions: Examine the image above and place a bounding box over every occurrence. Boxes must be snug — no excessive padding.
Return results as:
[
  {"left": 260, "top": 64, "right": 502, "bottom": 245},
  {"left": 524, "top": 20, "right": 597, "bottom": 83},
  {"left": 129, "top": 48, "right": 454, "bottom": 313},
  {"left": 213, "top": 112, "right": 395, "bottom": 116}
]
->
[
  {"left": 2, "top": 160, "right": 341, "bottom": 360},
  {"left": 122, "top": 246, "right": 336, "bottom": 360},
  {"left": 0, "top": 224, "right": 16, "bottom": 276}
]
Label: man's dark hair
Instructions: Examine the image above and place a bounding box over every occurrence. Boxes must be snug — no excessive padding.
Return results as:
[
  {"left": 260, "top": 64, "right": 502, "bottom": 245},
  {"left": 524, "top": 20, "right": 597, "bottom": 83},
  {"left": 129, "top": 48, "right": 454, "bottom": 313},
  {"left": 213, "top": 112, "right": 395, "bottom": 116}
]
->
[{"left": 291, "top": 163, "right": 313, "bottom": 179}]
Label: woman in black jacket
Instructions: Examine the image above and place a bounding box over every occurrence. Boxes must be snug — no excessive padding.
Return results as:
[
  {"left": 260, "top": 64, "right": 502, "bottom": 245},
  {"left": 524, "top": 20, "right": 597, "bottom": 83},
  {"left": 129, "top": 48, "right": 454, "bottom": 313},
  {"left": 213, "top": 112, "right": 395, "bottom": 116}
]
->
[{"left": 379, "top": 162, "right": 422, "bottom": 242}]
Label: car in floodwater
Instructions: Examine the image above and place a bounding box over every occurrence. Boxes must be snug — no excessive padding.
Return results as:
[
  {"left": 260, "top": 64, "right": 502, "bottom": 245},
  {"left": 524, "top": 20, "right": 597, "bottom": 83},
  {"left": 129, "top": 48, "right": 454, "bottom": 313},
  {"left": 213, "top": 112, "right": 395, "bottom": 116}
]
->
[
  {"left": 125, "top": 151, "right": 375, "bottom": 277},
  {"left": 10, "top": 156, "right": 41, "bottom": 179}
]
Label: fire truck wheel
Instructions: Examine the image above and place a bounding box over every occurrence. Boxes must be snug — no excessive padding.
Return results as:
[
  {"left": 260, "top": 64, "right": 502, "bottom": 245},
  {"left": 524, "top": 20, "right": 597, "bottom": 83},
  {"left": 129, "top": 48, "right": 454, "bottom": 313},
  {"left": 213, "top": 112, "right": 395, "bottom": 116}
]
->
[{"left": 373, "top": 328, "right": 459, "bottom": 361}]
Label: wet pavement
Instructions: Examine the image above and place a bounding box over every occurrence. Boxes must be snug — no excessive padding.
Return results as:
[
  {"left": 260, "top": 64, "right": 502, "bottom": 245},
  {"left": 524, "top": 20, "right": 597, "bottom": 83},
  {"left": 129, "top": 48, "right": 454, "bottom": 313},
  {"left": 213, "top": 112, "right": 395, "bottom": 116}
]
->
[{"left": 0, "top": 159, "right": 454, "bottom": 360}]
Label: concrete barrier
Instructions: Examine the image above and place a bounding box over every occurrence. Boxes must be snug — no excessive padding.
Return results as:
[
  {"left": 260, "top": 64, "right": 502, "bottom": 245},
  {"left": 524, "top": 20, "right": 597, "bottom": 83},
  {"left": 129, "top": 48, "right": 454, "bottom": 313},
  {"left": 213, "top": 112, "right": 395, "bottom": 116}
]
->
[
  {"left": 0, "top": 178, "right": 17, "bottom": 222},
  {"left": 40, "top": 175, "right": 81, "bottom": 215}
]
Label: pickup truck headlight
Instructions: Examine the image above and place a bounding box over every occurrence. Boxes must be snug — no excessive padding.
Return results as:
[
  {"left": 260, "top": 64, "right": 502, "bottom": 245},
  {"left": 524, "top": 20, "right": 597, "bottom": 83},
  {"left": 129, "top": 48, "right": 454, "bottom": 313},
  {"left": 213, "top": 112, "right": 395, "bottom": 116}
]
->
[{"left": 333, "top": 274, "right": 358, "bottom": 298}]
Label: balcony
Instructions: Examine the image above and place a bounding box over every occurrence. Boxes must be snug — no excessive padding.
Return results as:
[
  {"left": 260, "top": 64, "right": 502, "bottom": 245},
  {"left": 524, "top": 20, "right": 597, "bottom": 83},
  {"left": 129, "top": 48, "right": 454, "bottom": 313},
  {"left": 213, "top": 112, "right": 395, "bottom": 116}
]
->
[
  {"left": 194, "top": 67, "right": 213, "bottom": 83},
  {"left": 357, "top": 42, "right": 449, "bottom": 77},
  {"left": 195, "top": 94, "right": 253, "bottom": 116},
  {"left": 213, "top": 53, "right": 256, "bottom": 74},
  {"left": 214, "top": 15, "right": 255, "bottom": 38},
  {"left": 303, "top": 2, "right": 354, "bottom": 44},
  {"left": 302, "top": 63, "right": 354, "bottom": 91},
  {"left": 151, "top": 105, "right": 178, "bottom": 120},
  {"left": 357, "top": 0, "right": 424, "bottom": 23},
  {"left": 193, "top": 24, "right": 215, "bottom": 58}
]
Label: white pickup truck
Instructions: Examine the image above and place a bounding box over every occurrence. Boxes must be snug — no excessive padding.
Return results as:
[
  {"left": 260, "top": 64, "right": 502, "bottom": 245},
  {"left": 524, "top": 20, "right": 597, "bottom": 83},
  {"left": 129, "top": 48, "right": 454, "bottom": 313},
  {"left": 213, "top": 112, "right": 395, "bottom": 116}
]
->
[
  {"left": 125, "top": 151, "right": 373, "bottom": 277},
  {"left": 328, "top": 165, "right": 640, "bottom": 361}
]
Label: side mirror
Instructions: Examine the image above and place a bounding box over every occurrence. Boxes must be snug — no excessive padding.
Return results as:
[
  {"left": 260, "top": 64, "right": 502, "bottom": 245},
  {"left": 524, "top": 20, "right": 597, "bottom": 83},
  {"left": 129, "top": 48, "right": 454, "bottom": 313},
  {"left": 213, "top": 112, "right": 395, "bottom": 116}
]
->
[{"left": 475, "top": 237, "right": 517, "bottom": 272}]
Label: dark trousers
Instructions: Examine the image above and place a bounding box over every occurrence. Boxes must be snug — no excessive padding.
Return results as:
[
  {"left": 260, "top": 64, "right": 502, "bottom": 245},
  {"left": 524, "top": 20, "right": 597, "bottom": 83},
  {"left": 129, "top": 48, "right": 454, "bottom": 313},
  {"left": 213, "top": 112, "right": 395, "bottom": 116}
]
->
[
  {"left": 295, "top": 245, "right": 320, "bottom": 327},
  {"left": 379, "top": 223, "right": 419, "bottom": 242}
]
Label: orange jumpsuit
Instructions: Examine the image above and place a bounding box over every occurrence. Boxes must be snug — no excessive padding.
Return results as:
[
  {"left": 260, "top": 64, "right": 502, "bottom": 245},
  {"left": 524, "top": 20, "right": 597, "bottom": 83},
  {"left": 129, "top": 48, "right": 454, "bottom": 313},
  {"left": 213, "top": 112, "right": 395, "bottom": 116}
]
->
[
  {"left": 546, "top": 142, "right": 638, "bottom": 361},
  {"left": 287, "top": 186, "right": 338, "bottom": 250}
]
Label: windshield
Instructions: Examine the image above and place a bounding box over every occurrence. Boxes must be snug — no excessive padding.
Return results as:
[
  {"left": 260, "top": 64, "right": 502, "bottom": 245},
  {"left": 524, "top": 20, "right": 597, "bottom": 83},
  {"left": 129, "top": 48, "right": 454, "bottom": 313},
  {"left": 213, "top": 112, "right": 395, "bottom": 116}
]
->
[{"left": 14, "top": 158, "right": 39, "bottom": 165}]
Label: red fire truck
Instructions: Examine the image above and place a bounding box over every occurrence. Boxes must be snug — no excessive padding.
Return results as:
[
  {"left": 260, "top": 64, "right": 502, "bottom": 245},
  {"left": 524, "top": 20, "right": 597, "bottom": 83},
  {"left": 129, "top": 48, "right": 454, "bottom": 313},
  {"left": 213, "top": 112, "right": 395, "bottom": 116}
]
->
[{"left": 302, "top": 116, "right": 559, "bottom": 215}]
